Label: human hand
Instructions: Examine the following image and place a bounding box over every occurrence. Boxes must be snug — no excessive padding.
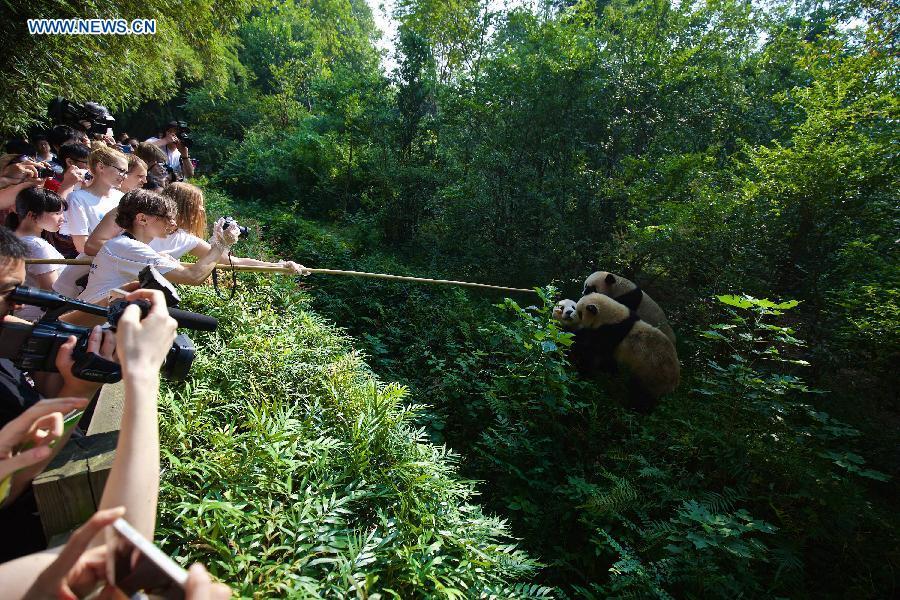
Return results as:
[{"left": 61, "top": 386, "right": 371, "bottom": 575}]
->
[
  {"left": 115, "top": 289, "right": 177, "bottom": 376},
  {"left": 2, "top": 160, "right": 40, "bottom": 182},
  {"left": 0, "top": 177, "right": 40, "bottom": 210},
  {"left": 279, "top": 261, "right": 311, "bottom": 276},
  {"left": 55, "top": 326, "right": 117, "bottom": 398},
  {"left": 0, "top": 397, "right": 88, "bottom": 484},
  {"left": 185, "top": 564, "right": 233, "bottom": 599},
  {"left": 23, "top": 506, "right": 126, "bottom": 600},
  {"left": 60, "top": 165, "right": 88, "bottom": 190},
  {"left": 210, "top": 217, "right": 239, "bottom": 249}
]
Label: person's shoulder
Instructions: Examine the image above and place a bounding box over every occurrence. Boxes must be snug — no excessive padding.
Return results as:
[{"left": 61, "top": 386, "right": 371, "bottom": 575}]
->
[
  {"left": 100, "top": 234, "right": 136, "bottom": 253},
  {"left": 67, "top": 188, "right": 96, "bottom": 204},
  {"left": 145, "top": 137, "right": 160, "bottom": 143},
  {"left": 109, "top": 188, "right": 124, "bottom": 201},
  {"left": 175, "top": 228, "right": 199, "bottom": 242},
  {"left": 21, "top": 235, "right": 60, "bottom": 255}
]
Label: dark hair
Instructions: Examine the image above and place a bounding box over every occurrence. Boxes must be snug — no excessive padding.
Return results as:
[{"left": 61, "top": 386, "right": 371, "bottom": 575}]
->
[
  {"left": 115, "top": 189, "right": 176, "bottom": 230},
  {"left": 143, "top": 176, "right": 165, "bottom": 192},
  {"left": 5, "top": 138, "right": 33, "bottom": 156},
  {"left": 5, "top": 187, "right": 67, "bottom": 230},
  {"left": 49, "top": 125, "right": 77, "bottom": 149},
  {"left": 58, "top": 142, "right": 91, "bottom": 165},
  {"left": 0, "top": 226, "right": 27, "bottom": 260},
  {"left": 32, "top": 134, "right": 48, "bottom": 144}
]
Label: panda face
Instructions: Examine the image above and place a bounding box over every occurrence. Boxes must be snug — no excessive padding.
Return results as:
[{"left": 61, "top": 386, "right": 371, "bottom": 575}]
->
[
  {"left": 553, "top": 299, "right": 579, "bottom": 327},
  {"left": 576, "top": 293, "right": 628, "bottom": 328},
  {"left": 582, "top": 271, "right": 616, "bottom": 297}
]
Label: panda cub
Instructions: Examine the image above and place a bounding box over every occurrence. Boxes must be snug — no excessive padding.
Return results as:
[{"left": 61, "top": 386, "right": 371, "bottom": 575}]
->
[
  {"left": 583, "top": 271, "right": 676, "bottom": 345},
  {"left": 576, "top": 293, "right": 680, "bottom": 412},
  {"left": 552, "top": 298, "right": 617, "bottom": 376},
  {"left": 552, "top": 299, "right": 579, "bottom": 329}
]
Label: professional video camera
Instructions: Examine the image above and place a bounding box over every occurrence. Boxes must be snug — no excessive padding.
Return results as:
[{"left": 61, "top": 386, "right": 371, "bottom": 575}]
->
[
  {"left": 48, "top": 97, "right": 115, "bottom": 135},
  {"left": 0, "top": 286, "right": 217, "bottom": 383}
]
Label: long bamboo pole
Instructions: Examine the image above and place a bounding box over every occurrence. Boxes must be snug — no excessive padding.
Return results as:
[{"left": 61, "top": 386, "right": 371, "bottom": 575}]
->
[{"left": 24, "top": 258, "right": 538, "bottom": 295}]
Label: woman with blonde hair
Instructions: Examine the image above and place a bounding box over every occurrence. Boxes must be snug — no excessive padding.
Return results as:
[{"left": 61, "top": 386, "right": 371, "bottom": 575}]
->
[
  {"left": 83, "top": 181, "right": 309, "bottom": 274},
  {"left": 120, "top": 154, "right": 148, "bottom": 194},
  {"left": 64, "top": 145, "right": 127, "bottom": 253}
]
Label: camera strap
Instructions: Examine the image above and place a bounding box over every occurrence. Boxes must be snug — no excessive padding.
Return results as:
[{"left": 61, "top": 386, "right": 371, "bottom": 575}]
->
[{"left": 211, "top": 251, "right": 238, "bottom": 301}]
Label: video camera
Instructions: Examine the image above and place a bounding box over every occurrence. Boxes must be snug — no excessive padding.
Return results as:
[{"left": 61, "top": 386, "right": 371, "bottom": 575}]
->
[
  {"left": 0, "top": 286, "right": 218, "bottom": 383},
  {"left": 173, "top": 121, "right": 193, "bottom": 149},
  {"left": 48, "top": 97, "right": 115, "bottom": 135}
]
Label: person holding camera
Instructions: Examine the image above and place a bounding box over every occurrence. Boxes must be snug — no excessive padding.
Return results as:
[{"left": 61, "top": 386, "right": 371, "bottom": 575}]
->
[
  {"left": 146, "top": 121, "right": 194, "bottom": 180},
  {"left": 0, "top": 288, "right": 231, "bottom": 598},
  {"left": 82, "top": 182, "right": 310, "bottom": 275},
  {"left": 0, "top": 227, "right": 117, "bottom": 559},
  {"left": 76, "top": 189, "right": 241, "bottom": 306},
  {"left": 65, "top": 146, "right": 128, "bottom": 255}
]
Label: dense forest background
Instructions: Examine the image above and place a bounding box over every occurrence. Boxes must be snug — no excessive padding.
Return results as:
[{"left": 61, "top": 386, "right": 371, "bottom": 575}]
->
[{"left": 3, "top": 0, "right": 898, "bottom": 597}]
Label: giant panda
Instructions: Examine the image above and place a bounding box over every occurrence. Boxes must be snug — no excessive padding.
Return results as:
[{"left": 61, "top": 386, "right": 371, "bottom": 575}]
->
[
  {"left": 552, "top": 298, "right": 615, "bottom": 376},
  {"left": 575, "top": 293, "right": 680, "bottom": 412},
  {"left": 582, "top": 271, "right": 676, "bottom": 344}
]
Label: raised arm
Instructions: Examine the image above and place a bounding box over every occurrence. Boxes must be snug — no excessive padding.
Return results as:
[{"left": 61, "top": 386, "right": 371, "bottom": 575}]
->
[
  {"left": 188, "top": 238, "right": 311, "bottom": 274},
  {"left": 164, "top": 218, "right": 240, "bottom": 286},
  {"left": 96, "top": 289, "right": 177, "bottom": 538},
  {"left": 84, "top": 208, "right": 123, "bottom": 256}
]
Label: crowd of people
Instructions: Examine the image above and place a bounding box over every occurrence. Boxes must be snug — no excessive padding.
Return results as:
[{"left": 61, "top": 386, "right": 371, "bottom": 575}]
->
[{"left": 0, "top": 120, "right": 309, "bottom": 597}]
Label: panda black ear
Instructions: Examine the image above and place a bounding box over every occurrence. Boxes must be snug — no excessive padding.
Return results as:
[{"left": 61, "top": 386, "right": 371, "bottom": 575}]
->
[
  {"left": 605, "top": 273, "right": 616, "bottom": 284},
  {"left": 587, "top": 304, "right": 598, "bottom": 315}
]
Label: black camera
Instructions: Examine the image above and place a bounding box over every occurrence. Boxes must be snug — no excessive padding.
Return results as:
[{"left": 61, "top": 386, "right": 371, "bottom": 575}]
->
[
  {"left": 175, "top": 121, "right": 193, "bottom": 149},
  {"left": 48, "top": 97, "right": 115, "bottom": 135},
  {"left": 37, "top": 166, "right": 55, "bottom": 178},
  {"left": 0, "top": 286, "right": 217, "bottom": 382},
  {"left": 221, "top": 216, "right": 248, "bottom": 239}
]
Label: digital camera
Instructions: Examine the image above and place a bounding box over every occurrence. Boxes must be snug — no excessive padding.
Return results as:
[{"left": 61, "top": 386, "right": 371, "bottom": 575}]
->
[{"left": 221, "top": 216, "right": 249, "bottom": 239}]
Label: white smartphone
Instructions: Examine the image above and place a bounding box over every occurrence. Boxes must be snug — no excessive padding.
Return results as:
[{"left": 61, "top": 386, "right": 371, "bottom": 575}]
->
[{"left": 105, "top": 518, "right": 188, "bottom": 599}]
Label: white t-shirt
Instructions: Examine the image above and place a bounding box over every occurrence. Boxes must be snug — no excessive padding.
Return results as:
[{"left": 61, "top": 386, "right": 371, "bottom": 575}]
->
[
  {"left": 78, "top": 235, "right": 180, "bottom": 304},
  {"left": 63, "top": 188, "right": 123, "bottom": 236},
  {"left": 149, "top": 229, "right": 203, "bottom": 260},
  {"left": 16, "top": 235, "right": 64, "bottom": 322},
  {"left": 52, "top": 253, "right": 92, "bottom": 298},
  {"left": 145, "top": 137, "right": 182, "bottom": 174}
]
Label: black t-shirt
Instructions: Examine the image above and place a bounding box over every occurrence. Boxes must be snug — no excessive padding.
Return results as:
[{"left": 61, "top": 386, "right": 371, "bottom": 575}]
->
[
  {"left": 0, "top": 359, "right": 46, "bottom": 559},
  {"left": 0, "top": 358, "right": 41, "bottom": 429}
]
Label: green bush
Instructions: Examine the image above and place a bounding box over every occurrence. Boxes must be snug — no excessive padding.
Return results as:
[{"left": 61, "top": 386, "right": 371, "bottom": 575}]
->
[{"left": 152, "top": 200, "right": 550, "bottom": 597}]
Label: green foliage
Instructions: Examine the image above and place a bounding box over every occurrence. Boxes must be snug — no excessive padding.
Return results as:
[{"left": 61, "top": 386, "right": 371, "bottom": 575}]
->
[
  {"left": 0, "top": 0, "right": 257, "bottom": 132},
  {"left": 154, "top": 217, "right": 550, "bottom": 598},
  {"left": 206, "top": 178, "right": 896, "bottom": 596}
]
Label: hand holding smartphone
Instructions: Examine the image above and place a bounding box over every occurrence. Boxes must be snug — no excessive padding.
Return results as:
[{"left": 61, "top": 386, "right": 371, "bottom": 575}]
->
[{"left": 105, "top": 518, "right": 188, "bottom": 599}]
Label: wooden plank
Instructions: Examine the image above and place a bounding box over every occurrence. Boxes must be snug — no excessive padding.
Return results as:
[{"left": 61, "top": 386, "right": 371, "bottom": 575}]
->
[
  {"left": 86, "top": 431, "right": 118, "bottom": 502},
  {"left": 86, "top": 381, "right": 125, "bottom": 436},
  {"left": 33, "top": 432, "right": 119, "bottom": 540}
]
